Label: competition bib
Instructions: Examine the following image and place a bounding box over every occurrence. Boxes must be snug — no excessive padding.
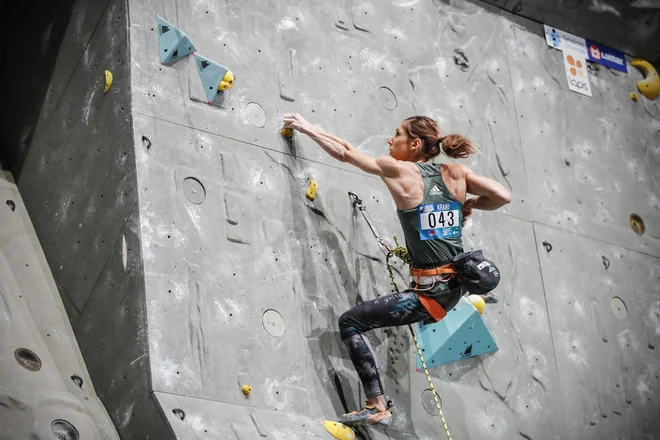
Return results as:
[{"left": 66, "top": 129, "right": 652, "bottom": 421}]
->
[{"left": 418, "top": 202, "right": 461, "bottom": 240}]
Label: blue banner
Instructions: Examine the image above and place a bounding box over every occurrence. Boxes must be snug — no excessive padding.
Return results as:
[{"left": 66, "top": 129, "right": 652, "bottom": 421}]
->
[{"left": 586, "top": 40, "right": 627, "bottom": 73}]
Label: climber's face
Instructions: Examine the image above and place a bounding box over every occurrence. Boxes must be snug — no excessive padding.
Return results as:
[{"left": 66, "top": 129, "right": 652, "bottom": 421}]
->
[{"left": 388, "top": 122, "right": 422, "bottom": 161}]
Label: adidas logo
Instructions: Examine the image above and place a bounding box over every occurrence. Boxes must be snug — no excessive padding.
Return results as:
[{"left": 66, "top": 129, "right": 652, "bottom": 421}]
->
[{"left": 429, "top": 185, "right": 441, "bottom": 196}]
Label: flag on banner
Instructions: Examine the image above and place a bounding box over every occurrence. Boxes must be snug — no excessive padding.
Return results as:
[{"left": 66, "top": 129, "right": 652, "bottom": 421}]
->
[{"left": 586, "top": 40, "right": 627, "bottom": 73}]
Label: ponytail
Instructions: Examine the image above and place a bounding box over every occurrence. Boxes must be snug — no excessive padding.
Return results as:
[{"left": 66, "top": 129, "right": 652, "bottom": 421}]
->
[
  {"left": 403, "top": 116, "right": 479, "bottom": 160},
  {"left": 440, "top": 134, "right": 479, "bottom": 159}
]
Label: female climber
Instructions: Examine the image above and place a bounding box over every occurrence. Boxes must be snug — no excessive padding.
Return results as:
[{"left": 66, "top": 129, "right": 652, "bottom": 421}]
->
[{"left": 282, "top": 113, "right": 511, "bottom": 427}]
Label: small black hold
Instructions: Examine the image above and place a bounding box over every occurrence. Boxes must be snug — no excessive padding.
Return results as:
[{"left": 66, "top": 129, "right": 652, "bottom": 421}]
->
[
  {"left": 542, "top": 241, "right": 552, "bottom": 253},
  {"left": 564, "top": 159, "right": 570, "bottom": 166},
  {"left": 6, "top": 200, "right": 15, "bottom": 211},
  {"left": 649, "top": 343, "right": 655, "bottom": 350},
  {"left": 602, "top": 256, "right": 610, "bottom": 270},
  {"left": 71, "top": 375, "right": 84, "bottom": 388},
  {"left": 173, "top": 408, "right": 185, "bottom": 420},
  {"left": 452, "top": 49, "right": 469, "bottom": 72},
  {"left": 142, "top": 135, "right": 152, "bottom": 150}
]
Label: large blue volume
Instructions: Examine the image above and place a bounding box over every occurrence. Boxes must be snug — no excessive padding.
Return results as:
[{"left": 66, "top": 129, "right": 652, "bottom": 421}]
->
[
  {"left": 415, "top": 296, "right": 498, "bottom": 369},
  {"left": 157, "top": 15, "right": 196, "bottom": 65}
]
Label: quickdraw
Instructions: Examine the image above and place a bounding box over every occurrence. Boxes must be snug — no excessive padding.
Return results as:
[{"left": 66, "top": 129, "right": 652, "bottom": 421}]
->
[{"left": 348, "top": 190, "right": 452, "bottom": 440}]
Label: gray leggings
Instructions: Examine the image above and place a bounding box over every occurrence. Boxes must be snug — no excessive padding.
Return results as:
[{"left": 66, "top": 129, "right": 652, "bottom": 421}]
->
[{"left": 338, "top": 288, "right": 461, "bottom": 397}]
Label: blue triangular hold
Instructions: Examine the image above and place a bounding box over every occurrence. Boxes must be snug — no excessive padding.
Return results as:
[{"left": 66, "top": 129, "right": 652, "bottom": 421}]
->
[
  {"left": 157, "top": 15, "right": 196, "bottom": 65},
  {"left": 415, "top": 296, "right": 498, "bottom": 369},
  {"left": 193, "top": 53, "right": 234, "bottom": 103}
]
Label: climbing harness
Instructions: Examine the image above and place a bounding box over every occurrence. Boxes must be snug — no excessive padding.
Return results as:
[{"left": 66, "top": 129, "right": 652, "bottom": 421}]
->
[{"left": 348, "top": 191, "right": 453, "bottom": 440}]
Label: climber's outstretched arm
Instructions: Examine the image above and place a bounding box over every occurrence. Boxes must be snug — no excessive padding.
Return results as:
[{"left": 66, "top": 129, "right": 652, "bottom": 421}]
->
[{"left": 283, "top": 113, "right": 400, "bottom": 178}]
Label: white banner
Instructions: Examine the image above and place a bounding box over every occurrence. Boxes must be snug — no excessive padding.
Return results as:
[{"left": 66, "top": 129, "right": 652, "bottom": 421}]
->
[
  {"left": 544, "top": 24, "right": 587, "bottom": 57},
  {"left": 562, "top": 48, "right": 592, "bottom": 97}
]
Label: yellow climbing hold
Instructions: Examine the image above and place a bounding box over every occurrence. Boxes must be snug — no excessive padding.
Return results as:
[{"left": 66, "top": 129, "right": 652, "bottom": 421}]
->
[
  {"left": 306, "top": 180, "right": 317, "bottom": 201},
  {"left": 281, "top": 127, "right": 294, "bottom": 140},
  {"left": 218, "top": 70, "right": 235, "bottom": 91},
  {"left": 322, "top": 421, "right": 355, "bottom": 440},
  {"left": 467, "top": 294, "right": 486, "bottom": 315},
  {"left": 104, "top": 70, "right": 113, "bottom": 94},
  {"left": 241, "top": 384, "right": 252, "bottom": 395},
  {"left": 631, "top": 58, "right": 659, "bottom": 100},
  {"left": 631, "top": 92, "right": 639, "bottom": 102}
]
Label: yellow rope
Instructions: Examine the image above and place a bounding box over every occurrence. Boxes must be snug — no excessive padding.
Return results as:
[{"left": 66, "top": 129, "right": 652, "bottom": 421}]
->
[{"left": 385, "top": 237, "right": 452, "bottom": 440}]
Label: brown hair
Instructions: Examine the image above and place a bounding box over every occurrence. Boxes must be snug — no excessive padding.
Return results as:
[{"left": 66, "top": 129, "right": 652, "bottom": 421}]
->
[{"left": 402, "top": 116, "right": 479, "bottom": 159}]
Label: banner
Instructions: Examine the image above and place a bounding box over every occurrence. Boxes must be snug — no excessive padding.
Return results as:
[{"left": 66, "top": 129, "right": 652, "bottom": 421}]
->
[
  {"left": 586, "top": 40, "right": 627, "bottom": 73},
  {"left": 544, "top": 25, "right": 587, "bottom": 57},
  {"left": 562, "top": 48, "right": 592, "bottom": 97}
]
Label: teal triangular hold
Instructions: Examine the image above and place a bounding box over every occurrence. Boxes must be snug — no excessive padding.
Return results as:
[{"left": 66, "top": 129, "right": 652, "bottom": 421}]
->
[
  {"left": 194, "top": 53, "right": 230, "bottom": 103},
  {"left": 415, "top": 296, "right": 498, "bottom": 369},
  {"left": 157, "top": 15, "right": 196, "bottom": 65}
]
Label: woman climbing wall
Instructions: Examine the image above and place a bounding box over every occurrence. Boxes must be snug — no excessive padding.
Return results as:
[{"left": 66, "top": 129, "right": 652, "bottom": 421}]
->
[{"left": 282, "top": 113, "right": 511, "bottom": 427}]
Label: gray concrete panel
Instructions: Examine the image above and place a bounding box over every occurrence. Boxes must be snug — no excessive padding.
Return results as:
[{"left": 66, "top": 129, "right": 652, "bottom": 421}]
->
[
  {"left": 535, "top": 222, "right": 660, "bottom": 438},
  {"left": 0, "top": 169, "right": 119, "bottom": 439},
  {"left": 73, "top": 204, "right": 174, "bottom": 440},
  {"left": 124, "top": 0, "right": 660, "bottom": 438},
  {"left": 37, "top": 0, "right": 112, "bottom": 125},
  {"left": 504, "top": 12, "right": 660, "bottom": 241},
  {"left": 18, "top": 0, "right": 136, "bottom": 312}
]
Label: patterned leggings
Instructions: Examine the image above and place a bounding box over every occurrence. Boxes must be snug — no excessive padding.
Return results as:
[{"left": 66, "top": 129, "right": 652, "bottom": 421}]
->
[{"left": 338, "top": 289, "right": 461, "bottom": 397}]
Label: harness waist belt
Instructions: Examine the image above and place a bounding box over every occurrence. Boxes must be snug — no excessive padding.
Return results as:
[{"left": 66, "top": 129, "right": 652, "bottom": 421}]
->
[{"left": 410, "top": 263, "right": 456, "bottom": 277}]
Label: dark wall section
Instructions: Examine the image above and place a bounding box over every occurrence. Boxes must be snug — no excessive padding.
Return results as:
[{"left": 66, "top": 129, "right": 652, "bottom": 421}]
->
[
  {"left": 7, "top": 0, "right": 173, "bottom": 438},
  {"left": 479, "top": 0, "right": 660, "bottom": 63},
  {"left": 0, "top": 1, "right": 76, "bottom": 176},
  {"left": 71, "top": 204, "right": 174, "bottom": 440}
]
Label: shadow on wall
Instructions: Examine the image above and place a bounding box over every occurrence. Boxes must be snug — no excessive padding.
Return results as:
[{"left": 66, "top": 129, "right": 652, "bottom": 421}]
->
[{"left": 0, "top": 0, "right": 76, "bottom": 178}]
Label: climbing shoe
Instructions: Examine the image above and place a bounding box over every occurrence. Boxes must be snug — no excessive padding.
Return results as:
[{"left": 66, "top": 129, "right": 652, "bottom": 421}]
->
[
  {"left": 337, "top": 401, "right": 393, "bottom": 427},
  {"left": 483, "top": 291, "right": 499, "bottom": 304}
]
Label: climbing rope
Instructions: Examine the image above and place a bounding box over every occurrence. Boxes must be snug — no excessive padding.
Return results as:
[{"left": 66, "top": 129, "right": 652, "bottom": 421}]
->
[{"left": 348, "top": 191, "right": 452, "bottom": 440}]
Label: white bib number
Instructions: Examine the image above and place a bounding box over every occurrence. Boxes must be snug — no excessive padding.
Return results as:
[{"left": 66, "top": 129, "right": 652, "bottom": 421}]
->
[{"left": 418, "top": 202, "right": 461, "bottom": 240}]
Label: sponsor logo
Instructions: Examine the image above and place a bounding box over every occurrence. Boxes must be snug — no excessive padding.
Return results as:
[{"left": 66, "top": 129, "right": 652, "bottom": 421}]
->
[
  {"left": 567, "top": 54, "right": 584, "bottom": 77},
  {"left": 429, "top": 185, "right": 441, "bottom": 196},
  {"left": 564, "top": 50, "right": 592, "bottom": 96},
  {"left": 586, "top": 40, "right": 627, "bottom": 73},
  {"left": 477, "top": 261, "right": 491, "bottom": 270}
]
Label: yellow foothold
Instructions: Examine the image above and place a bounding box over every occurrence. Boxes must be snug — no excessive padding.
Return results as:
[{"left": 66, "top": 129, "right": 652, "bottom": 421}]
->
[
  {"left": 281, "top": 127, "right": 294, "bottom": 140},
  {"left": 467, "top": 294, "right": 486, "bottom": 315},
  {"left": 104, "top": 70, "right": 113, "bottom": 94},
  {"left": 306, "top": 180, "right": 317, "bottom": 201},
  {"left": 322, "top": 421, "right": 355, "bottom": 440},
  {"left": 241, "top": 384, "right": 252, "bottom": 395},
  {"left": 218, "top": 70, "right": 235, "bottom": 91},
  {"left": 631, "top": 58, "right": 659, "bottom": 100},
  {"left": 631, "top": 92, "right": 638, "bottom": 102}
]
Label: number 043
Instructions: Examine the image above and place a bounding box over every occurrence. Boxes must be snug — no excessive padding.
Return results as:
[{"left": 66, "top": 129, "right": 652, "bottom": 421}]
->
[{"left": 421, "top": 210, "right": 459, "bottom": 230}]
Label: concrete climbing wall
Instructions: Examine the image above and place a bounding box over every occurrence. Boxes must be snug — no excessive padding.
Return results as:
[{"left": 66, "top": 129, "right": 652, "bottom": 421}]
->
[
  {"left": 124, "top": 0, "right": 660, "bottom": 438},
  {"left": 11, "top": 0, "right": 660, "bottom": 439},
  {"left": 14, "top": 0, "right": 173, "bottom": 438},
  {"left": 0, "top": 166, "right": 119, "bottom": 439}
]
